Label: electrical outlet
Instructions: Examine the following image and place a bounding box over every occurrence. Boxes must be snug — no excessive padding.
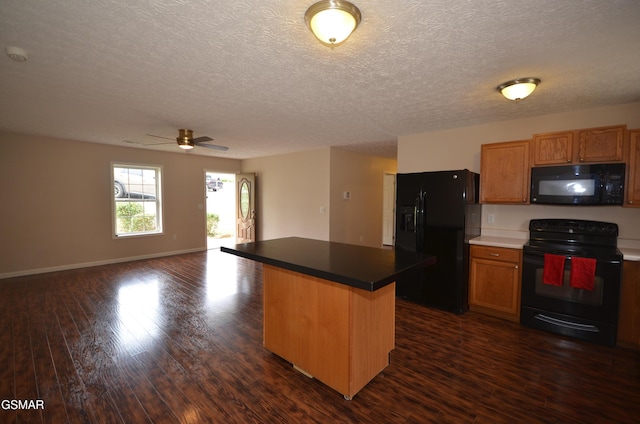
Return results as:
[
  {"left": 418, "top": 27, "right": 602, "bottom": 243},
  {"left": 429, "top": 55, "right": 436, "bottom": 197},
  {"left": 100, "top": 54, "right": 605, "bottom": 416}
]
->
[{"left": 488, "top": 214, "right": 495, "bottom": 224}]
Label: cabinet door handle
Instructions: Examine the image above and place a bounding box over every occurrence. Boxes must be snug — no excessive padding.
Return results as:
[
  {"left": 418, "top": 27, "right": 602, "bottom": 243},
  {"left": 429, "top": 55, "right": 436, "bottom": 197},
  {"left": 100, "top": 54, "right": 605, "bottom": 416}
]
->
[
  {"left": 514, "top": 265, "right": 519, "bottom": 269},
  {"left": 489, "top": 253, "right": 500, "bottom": 257}
]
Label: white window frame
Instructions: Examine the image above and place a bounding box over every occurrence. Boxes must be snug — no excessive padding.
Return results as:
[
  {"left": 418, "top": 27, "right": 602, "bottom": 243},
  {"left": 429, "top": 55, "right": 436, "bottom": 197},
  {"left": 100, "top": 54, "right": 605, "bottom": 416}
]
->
[{"left": 111, "top": 163, "right": 163, "bottom": 238}]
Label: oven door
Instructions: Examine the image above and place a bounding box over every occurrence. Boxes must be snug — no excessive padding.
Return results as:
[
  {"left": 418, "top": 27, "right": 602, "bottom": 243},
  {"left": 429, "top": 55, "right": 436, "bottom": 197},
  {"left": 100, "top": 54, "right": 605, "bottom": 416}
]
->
[
  {"left": 521, "top": 250, "right": 621, "bottom": 323},
  {"left": 520, "top": 249, "right": 622, "bottom": 345}
]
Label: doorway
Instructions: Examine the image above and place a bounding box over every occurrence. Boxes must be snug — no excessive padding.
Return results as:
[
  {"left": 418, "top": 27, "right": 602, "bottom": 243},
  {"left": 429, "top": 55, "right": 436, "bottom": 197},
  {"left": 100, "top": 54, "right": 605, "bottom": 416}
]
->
[{"left": 205, "top": 172, "right": 236, "bottom": 249}]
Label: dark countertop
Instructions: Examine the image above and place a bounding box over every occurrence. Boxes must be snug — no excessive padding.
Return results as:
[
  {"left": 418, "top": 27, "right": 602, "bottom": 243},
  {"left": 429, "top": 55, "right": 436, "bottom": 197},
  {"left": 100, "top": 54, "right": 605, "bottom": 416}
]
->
[{"left": 221, "top": 237, "right": 436, "bottom": 292}]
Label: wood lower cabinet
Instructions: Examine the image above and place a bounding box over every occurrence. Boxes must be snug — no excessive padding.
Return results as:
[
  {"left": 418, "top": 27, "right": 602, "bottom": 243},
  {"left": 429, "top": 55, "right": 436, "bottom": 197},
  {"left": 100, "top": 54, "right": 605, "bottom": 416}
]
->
[
  {"left": 469, "top": 245, "right": 522, "bottom": 322},
  {"left": 480, "top": 140, "right": 530, "bottom": 204},
  {"left": 617, "top": 261, "right": 640, "bottom": 350},
  {"left": 626, "top": 129, "right": 640, "bottom": 207},
  {"left": 262, "top": 265, "right": 395, "bottom": 399}
]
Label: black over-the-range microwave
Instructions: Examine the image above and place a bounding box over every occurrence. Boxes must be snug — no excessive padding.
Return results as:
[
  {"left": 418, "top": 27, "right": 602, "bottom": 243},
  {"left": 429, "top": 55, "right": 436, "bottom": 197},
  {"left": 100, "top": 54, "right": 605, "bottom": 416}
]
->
[{"left": 530, "top": 163, "right": 625, "bottom": 205}]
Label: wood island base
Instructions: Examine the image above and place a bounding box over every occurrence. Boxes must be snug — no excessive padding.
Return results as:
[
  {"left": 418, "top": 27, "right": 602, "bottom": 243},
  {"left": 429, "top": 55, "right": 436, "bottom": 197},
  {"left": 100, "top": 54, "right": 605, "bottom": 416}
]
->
[{"left": 263, "top": 265, "right": 396, "bottom": 399}]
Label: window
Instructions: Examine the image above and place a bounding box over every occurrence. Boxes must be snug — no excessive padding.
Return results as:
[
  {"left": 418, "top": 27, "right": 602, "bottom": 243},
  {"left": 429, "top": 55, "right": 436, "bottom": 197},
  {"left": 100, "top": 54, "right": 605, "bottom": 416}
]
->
[{"left": 112, "top": 164, "right": 162, "bottom": 237}]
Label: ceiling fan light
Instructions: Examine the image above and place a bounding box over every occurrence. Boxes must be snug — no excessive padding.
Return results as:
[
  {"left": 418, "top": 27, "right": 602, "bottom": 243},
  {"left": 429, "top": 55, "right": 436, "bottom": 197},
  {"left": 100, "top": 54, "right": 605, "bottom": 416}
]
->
[
  {"left": 305, "top": 0, "right": 361, "bottom": 47},
  {"left": 177, "top": 129, "right": 194, "bottom": 149},
  {"left": 497, "top": 78, "right": 541, "bottom": 101}
]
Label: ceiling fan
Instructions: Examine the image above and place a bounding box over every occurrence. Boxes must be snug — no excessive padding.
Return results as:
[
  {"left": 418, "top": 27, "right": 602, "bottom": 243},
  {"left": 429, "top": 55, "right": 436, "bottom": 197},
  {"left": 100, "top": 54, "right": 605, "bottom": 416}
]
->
[{"left": 124, "top": 129, "right": 228, "bottom": 151}]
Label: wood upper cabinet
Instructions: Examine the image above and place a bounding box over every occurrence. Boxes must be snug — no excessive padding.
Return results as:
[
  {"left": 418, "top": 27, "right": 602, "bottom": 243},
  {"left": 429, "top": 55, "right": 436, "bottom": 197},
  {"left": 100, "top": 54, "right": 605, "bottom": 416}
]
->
[
  {"left": 532, "top": 130, "right": 574, "bottom": 165},
  {"left": 469, "top": 245, "right": 522, "bottom": 322},
  {"left": 577, "top": 125, "right": 626, "bottom": 163},
  {"left": 480, "top": 140, "right": 530, "bottom": 204},
  {"left": 532, "top": 125, "right": 626, "bottom": 166},
  {"left": 617, "top": 260, "right": 640, "bottom": 350},
  {"left": 626, "top": 129, "right": 640, "bottom": 207}
]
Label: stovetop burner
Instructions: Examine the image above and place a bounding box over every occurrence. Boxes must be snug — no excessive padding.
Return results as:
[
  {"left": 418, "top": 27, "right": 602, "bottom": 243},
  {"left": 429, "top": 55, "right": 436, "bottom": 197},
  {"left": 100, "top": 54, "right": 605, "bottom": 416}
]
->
[
  {"left": 525, "top": 218, "right": 622, "bottom": 260},
  {"left": 529, "top": 219, "right": 618, "bottom": 236},
  {"left": 523, "top": 239, "right": 622, "bottom": 260},
  {"left": 528, "top": 218, "right": 618, "bottom": 244}
]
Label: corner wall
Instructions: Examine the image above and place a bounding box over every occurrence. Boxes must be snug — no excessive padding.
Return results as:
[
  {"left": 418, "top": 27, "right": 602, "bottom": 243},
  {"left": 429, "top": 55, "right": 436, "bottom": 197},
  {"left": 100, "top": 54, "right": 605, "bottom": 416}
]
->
[
  {"left": 329, "top": 148, "right": 397, "bottom": 247},
  {"left": 240, "top": 147, "right": 397, "bottom": 247}
]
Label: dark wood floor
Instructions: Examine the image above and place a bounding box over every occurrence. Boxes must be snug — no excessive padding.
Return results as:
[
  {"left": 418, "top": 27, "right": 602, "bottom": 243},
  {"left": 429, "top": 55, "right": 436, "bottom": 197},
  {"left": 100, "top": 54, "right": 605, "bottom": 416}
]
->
[{"left": 1, "top": 249, "right": 638, "bottom": 423}]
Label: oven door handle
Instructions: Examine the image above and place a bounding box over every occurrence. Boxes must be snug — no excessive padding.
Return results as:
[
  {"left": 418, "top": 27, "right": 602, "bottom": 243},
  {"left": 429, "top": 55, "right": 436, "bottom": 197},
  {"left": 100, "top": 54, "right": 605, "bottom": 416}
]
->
[
  {"left": 534, "top": 314, "right": 600, "bottom": 332},
  {"left": 523, "top": 251, "right": 622, "bottom": 265}
]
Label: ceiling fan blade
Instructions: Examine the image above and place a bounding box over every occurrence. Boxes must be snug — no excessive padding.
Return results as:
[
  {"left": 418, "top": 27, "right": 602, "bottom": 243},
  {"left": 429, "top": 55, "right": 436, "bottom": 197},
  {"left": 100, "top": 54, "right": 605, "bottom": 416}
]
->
[
  {"left": 145, "top": 133, "right": 175, "bottom": 141},
  {"left": 132, "top": 131, "right": 227, "bottom": 151},
  {"left": 195, "top": 142, "right": 229, "bottom": 151},
  {"left": 123, "top": 139, "right": 173, "bottom": 146}
]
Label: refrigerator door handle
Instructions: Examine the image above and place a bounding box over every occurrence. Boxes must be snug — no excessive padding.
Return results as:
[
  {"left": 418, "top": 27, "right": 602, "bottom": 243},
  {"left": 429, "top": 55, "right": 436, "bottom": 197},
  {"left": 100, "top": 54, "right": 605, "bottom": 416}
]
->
[
  {"left": 416, "top": 191, "right": 425, "bottom": 251},
  {"left": 421, "top": 191, "right": 426, "bottom": 225}
]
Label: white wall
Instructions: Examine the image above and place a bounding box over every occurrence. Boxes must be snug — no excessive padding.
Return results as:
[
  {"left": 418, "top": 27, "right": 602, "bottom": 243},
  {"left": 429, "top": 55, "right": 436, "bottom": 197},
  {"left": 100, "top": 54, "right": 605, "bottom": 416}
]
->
[
  {"left": 0, "top": 132, "right": 242, "bottom": 277},
  {"left": 399, "top": 102, "right": 640, "bottom": 174},
  {"left": 241, "top": 149, "right": 331, "bottom": 241},
  {"left": 398, "top": 102, "right": 640, "bottom": 242},
  {"left": 329, "top": 148, "right": 397, "bottom": 247},
  {"left": 240, "top": 147, "right": 398, "bottom": 247}
]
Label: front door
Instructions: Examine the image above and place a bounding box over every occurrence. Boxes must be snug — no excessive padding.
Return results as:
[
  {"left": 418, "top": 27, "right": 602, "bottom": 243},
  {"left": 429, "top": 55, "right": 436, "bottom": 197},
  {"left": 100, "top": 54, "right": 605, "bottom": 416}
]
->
[{"left": 236, "top": 173, "right": 256, "bottom": 243}]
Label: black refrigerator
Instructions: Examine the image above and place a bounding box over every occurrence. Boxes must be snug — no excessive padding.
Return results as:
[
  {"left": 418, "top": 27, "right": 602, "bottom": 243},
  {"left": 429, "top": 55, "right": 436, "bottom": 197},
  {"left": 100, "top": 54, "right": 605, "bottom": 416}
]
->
[{"left": 395, "top": 170, "right": 481, "bottom": 313}]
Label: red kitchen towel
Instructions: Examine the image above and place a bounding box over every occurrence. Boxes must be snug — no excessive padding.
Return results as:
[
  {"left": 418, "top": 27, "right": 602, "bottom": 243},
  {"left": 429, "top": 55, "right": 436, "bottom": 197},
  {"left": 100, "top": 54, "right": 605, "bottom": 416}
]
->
[
  {"left": 570, "top": 257, "right": 597, "bottom": 291},
  {"left": 543, "top": 254, "right": 565, "bottom": 286}
]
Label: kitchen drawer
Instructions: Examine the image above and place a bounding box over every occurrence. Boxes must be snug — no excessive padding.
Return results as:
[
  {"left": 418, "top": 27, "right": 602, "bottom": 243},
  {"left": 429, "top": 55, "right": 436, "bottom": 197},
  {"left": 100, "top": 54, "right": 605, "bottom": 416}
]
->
[{"left": 470, "top": 245, "right": 521, "bottom": 262}]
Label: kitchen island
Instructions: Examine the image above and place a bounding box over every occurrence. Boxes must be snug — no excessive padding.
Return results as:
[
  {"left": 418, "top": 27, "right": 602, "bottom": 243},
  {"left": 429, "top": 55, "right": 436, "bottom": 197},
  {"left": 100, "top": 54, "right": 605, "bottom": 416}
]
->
[{"left": 221, "top": 237, "right": 436, "bottom": 399}]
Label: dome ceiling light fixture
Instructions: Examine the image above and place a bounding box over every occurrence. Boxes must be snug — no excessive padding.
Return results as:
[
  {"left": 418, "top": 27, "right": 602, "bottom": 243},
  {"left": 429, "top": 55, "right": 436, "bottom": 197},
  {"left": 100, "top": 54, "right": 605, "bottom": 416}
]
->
[
  {"left": 497, "top": 78, "right": 541, "bottom": 101},
  {"left": 304, "top": 0, "right": 362, "bottom": 47},
  {"left": 5, "top": 46, "right": 28, "bottom": 62}
]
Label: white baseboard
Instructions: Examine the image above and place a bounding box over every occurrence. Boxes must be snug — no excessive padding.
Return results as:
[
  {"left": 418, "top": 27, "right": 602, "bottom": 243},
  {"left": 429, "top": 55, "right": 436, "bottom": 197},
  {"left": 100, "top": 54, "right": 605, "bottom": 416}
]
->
[{"left": 0, "top": 248, "right": 206, "bottom": 280}]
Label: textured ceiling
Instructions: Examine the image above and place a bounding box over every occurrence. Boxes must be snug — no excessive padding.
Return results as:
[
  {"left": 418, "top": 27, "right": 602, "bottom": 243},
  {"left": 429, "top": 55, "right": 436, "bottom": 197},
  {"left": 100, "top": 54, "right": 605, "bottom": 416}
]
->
[{"left": 1, "top": 0, "right": 640, "bottom": 159}]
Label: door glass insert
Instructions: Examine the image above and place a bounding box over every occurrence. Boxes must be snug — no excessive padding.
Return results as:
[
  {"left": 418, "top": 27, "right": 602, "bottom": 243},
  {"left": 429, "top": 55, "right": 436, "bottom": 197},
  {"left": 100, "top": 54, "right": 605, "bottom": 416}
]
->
[{"left": 240, "top": 181, "right": 250, "bottom": 219}]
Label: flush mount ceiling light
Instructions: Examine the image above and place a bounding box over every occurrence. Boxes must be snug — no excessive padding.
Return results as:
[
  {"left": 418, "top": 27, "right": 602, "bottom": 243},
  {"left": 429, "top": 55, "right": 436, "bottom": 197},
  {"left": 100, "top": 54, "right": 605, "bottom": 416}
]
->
[
  {"left": 305, "top": 0, "right": 362, "bottom": 47},
  {"left": 176, "top": 129, "right": 195, "bottom": 150},
  {"left": 497, "top": 78, "right": 541, "bottom": 101},
  {"left": 5, "top": 46, "right": 28, "bottom": 62}
]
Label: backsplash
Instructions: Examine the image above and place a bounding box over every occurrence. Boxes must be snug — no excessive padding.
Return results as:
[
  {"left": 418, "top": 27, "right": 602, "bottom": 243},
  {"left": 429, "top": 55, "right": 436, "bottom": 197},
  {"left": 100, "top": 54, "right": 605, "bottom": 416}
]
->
[{"left": 481, "top": 204, "right": 640, "bottom": 248}]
